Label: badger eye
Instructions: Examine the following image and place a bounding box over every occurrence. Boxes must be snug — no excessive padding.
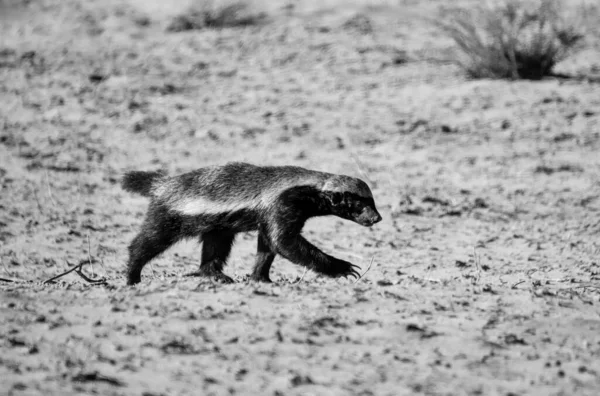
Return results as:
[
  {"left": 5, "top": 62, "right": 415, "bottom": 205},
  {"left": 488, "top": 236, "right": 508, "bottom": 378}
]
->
[{"left": 330, "top": 192, "right": 343, "bottom": 206}]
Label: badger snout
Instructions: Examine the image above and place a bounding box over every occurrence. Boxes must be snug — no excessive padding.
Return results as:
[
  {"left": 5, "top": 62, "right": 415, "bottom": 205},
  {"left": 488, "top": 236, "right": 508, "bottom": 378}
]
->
[{"left": 356, "top": 207, "right": 382, "bottom": 227}]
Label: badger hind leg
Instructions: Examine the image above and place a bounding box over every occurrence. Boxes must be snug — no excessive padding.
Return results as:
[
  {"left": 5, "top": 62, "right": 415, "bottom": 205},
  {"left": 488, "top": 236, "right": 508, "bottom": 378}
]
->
[
  {"left": 127, "top": 205, "right": 180, "bottom": 285},
  {"left": 251, "top": 231, "right": 275, "bottom": 283},
  {"left": 186, "top": 230, "right": 235, "bottom": 283}
]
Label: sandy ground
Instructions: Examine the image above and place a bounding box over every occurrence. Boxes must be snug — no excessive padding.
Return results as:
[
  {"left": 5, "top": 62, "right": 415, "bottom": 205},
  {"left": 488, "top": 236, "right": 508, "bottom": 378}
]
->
[{"left": 1, "top": 0, "right": 600, "bottom": 395}]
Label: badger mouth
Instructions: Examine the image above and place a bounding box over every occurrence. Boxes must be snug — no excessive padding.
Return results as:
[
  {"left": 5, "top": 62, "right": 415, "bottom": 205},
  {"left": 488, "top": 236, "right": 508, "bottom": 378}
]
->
[{"left": 356, "top": 212, "right": 382, "bottom": 227}]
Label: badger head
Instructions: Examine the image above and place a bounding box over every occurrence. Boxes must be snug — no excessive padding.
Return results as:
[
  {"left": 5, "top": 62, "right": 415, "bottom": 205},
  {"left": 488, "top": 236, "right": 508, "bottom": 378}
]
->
[{"left": 322, "top": 175, "right": 382, "bottom": 227}]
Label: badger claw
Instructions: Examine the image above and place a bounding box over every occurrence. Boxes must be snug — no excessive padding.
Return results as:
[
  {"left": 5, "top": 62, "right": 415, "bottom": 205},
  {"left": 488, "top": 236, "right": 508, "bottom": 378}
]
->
[
  {"left": 323, "top": 260, "right": 361, "bottom": 279},
  {"left": 343, "top": 264, "right": 361, "bottom": 279}
]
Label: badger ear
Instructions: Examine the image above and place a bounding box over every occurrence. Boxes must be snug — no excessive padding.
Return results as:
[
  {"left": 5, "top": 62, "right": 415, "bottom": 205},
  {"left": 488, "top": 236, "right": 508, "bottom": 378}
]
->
[{"left": 328, "top": 192, "right": 343, "bottom": 206}]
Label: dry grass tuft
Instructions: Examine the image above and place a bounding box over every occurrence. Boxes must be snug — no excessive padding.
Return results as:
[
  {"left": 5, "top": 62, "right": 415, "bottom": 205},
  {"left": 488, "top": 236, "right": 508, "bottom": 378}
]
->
[
  {"left": 166, "top": 0, "right": 267, "bottom": 32},
  {"left": 436, "top": 0, "right": 585, "bottom": 80}
]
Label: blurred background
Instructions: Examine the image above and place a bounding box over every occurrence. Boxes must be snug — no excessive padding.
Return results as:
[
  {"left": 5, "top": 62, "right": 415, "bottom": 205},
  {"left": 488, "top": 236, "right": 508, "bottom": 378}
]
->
[{"left": 2, "top": 1, "right": 600, "bottom": 395}]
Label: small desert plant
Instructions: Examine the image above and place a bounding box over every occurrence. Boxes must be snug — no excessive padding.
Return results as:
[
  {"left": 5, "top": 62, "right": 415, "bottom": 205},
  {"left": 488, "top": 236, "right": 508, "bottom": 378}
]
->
[
  {"left": 437, "top": 0, "right": 585, "bottom": 79},
  {"left": 167, "top": 0, "right": 267, "bottom": 32}
]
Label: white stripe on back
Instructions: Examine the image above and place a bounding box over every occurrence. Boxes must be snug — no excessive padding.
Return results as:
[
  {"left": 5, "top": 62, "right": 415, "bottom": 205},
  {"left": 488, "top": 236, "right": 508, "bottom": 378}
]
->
[{"left": 173, "top": 197, "right": 254, "bottom": 216}]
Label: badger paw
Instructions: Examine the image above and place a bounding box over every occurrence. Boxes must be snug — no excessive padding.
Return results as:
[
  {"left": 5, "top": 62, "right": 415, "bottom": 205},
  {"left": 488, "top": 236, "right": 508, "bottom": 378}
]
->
[
  {"left": 185, "top": 270, "right": 234, "bottom": 284},
  {"left": 322, "top": 259, "right": 361, "bottom": 279}
]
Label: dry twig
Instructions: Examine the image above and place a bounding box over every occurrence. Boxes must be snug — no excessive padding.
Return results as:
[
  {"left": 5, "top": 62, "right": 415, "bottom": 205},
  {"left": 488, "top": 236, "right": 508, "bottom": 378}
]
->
[
  {"left": 44, "top": 170, "right": 58, "bottom": 208},
  {"left": 87, "top": 233, "right": 95, "bottom": 277},
  {"left": 353, "top": 257, "right": 375, "bottom": 284},
  {"left": 0, "top": 277, "right": 18, "bottom": 283},
  {"left": 75, "top": 265, "right": 107, "bottom": 285},
  {"left": 43, "top": 260, "right": 106, "bottom": 285},
  {"left": 43, "top": 261, "right": 83, "bottom": 284},
  {"left": 473, "top": 247, "right": 482, "bottom": 284},
  {"left": 571, "top": 284, "right": 600, "bottom": 291},
  {"left": 511, "top": 280, "right": 526, "bottom": 289},
  {"left": 294, "top": 267, "right": 309, "bottom": 284}
]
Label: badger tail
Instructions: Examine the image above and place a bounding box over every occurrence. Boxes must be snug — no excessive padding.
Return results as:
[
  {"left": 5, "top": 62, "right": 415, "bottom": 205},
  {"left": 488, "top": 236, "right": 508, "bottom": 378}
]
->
[{"left": 122, "top": 170, "right": 166, "bottom": 197}]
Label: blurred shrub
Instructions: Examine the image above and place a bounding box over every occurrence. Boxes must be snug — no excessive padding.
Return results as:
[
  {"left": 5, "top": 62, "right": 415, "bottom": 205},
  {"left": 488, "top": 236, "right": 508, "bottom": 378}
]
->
[
  {"left": 167, "top": 0, "right": 267, "bottom": 32},
  {"left": 437, "top": 0, "right": 585, "bottom": 79}
]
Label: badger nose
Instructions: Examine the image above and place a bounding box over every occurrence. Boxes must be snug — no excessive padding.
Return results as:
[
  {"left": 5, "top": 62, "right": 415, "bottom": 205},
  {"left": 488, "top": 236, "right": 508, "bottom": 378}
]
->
[
  {"left": 363, "top": 210, "right": 382, "bottom": 226},
  {"left": 359, "top": 208, "right": 382, "bottom": 226}
]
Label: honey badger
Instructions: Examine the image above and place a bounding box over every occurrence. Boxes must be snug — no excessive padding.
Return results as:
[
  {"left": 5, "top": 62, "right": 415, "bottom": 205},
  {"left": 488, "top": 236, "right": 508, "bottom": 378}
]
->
[{"left": 122, "top": 162, "right": 382, "bottom": 285}]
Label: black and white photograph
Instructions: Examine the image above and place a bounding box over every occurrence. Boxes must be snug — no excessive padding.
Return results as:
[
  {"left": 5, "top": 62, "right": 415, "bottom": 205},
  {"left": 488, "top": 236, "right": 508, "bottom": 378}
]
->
[{"left": 1, "top": 0, "right": 599, "bottom": 395}]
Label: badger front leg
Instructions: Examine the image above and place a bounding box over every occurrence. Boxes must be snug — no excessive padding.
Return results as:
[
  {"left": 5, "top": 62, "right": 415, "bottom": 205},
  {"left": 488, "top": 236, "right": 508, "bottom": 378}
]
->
[
  {"left": 186, "top": 231, "right": 235, "bottom": 283},
  {"left": 271, "top": 230, "right": 361, "bottom": 279},
  {"left": 251, "top": 230, "right": 276, "bottom": 283}
]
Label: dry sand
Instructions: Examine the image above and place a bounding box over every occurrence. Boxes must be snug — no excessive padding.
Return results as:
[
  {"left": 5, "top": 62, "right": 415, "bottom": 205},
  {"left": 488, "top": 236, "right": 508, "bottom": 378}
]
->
[{"left": 1, "top": 0, "right": 600, "bottom": 395}]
